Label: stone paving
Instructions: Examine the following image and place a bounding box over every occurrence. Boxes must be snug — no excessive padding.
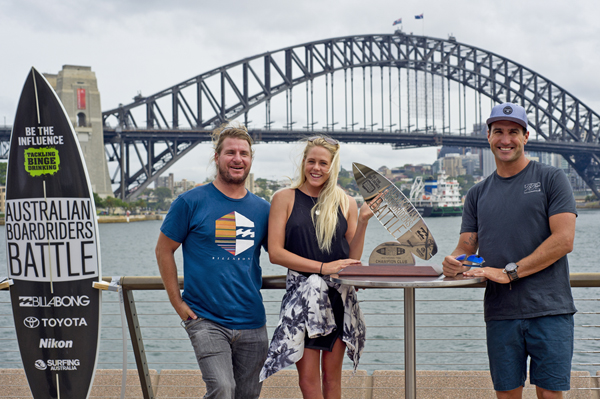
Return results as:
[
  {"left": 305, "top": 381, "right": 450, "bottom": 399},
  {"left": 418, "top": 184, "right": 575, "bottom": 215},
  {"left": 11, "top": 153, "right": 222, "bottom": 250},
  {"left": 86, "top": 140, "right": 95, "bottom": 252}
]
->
[{"left": 1, "top": 368, "right": 598, "bottom": 398}]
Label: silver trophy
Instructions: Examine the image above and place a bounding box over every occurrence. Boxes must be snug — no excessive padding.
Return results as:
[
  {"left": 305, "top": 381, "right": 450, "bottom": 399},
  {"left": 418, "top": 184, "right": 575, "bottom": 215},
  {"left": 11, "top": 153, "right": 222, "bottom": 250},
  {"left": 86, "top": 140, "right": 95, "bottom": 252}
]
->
[{"left": 353, "top": 162, "right": 438, "bottom": 261}]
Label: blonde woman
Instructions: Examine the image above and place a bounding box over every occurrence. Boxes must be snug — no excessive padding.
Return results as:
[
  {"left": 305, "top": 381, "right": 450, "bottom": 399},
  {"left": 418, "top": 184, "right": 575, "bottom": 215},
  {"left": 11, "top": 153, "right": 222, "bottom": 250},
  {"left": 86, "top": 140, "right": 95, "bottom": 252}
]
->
[{"left": 260, "top": 136, "right": 373, "bottom": 398}]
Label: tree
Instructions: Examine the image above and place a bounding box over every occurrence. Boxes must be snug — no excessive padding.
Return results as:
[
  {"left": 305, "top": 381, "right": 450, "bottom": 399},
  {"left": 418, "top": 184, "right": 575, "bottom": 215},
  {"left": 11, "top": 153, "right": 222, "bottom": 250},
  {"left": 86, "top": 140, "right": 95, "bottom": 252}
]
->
[
  {"left": 339, "top": 166, "right": 351, "bottom": 178},
  {"left": 255, "top": 178, "right": 268, "bottom": 190},
  {"left": 153, "top": 187, "right": 173, "bottom": 210},
  {"left": 93, "top": 192, "right": 105, "bottom": 209},
  {"left": 0, "top": 162, "right": 6, "bottom": 185},
  {"left": 104, "top": 196, "right": 127, "bottom": 214},
  {"left": 456, "top": 175, "right": 476, "bottom": 196}
]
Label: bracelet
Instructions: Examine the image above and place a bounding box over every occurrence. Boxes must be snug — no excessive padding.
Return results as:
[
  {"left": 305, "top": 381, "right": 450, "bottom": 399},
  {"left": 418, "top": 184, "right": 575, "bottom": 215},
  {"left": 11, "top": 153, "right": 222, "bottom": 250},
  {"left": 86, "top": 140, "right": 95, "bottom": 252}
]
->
[{"left": 319, "top": 262, "right": 324, "bottom": 275}]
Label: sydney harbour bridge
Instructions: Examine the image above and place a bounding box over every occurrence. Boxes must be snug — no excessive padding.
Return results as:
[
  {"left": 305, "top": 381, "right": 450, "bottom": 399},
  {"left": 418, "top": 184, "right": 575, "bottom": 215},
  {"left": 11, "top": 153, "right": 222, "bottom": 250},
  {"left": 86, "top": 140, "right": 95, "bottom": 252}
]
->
[{"left": 2, "top": 32, "right": 600, "bottom": 200}]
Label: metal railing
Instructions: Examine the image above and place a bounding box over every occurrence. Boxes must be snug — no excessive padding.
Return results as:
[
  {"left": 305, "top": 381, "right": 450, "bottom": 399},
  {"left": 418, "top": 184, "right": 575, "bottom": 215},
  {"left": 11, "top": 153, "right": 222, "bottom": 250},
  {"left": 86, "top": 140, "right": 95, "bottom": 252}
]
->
[{"left": 1, "top": 273, "right": 599, "bottom": 398}]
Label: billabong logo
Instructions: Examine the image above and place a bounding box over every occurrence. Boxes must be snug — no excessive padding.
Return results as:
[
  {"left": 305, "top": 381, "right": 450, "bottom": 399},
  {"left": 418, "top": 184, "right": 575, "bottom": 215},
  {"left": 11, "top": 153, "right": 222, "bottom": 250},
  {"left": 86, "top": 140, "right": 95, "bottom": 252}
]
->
[
  {"left": 503, "top": 106, "right": 513, "bottom": 115},
  {"left": 524, "top": 182, "right": 541, "bottom": 194},
  {"left": 215, "top": 212, "right": 255, "bottom": 255},
  {"left": 24, "top": 317, "right": 40, "bottom": 328},
  {"left": 19, "top": 295, "right": 90, "bottom": 308}
]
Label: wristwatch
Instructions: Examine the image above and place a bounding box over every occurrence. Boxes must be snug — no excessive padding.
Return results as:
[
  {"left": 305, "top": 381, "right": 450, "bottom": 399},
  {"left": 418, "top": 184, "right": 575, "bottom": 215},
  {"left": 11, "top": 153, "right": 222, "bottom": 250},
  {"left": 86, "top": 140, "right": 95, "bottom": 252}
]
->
[{"left": 503, "top": 262, "right": 519, "bottom": 282}]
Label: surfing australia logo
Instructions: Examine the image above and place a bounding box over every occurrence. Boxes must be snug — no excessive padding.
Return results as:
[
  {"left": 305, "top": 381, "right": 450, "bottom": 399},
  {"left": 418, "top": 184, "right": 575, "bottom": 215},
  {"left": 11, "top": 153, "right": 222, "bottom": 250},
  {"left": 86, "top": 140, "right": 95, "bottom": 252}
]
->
[{"left": 34, "top": 359, "right": 80, "bottom": 371}]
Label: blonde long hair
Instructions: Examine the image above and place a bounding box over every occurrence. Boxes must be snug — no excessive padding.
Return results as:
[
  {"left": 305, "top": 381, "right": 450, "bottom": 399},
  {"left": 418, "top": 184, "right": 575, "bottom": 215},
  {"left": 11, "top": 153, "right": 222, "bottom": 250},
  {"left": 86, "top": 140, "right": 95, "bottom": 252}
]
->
[{"left": 291, "top": 137, "right": 349, "bottom": 253}]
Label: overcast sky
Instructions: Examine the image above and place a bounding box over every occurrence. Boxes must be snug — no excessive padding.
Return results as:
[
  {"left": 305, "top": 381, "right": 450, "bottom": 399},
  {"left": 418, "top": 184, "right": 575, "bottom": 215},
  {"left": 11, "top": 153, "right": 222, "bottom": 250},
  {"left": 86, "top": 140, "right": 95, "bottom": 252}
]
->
[{"left": 2, "top": 0, "right": 600, "bottom": 183}]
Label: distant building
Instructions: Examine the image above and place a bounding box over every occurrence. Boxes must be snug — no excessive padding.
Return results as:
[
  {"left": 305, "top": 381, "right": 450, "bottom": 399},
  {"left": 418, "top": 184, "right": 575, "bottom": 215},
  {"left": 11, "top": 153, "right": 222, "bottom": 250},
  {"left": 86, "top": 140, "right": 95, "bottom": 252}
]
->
[
  {"left": 461, "top": 153, "right": 481, "bottom": 176},
  {"left": 174, "top": 179, "right": 196, "bottom": 195},
  {"left": 441, "top": 154, "right": 466, "bottom": 177},
  {"left": 245, "top": 173, "right": 255, "bottom": 194},
  {"left": 156, "top": 173, "right": 175, "bottom": 196}
]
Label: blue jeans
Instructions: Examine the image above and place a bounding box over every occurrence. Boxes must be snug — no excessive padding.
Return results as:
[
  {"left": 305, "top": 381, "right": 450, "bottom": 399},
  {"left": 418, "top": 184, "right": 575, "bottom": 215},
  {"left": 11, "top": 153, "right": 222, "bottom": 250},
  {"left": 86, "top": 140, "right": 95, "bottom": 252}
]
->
[{"left": 183, "top": 318, "right": 268, "bottom": 399}]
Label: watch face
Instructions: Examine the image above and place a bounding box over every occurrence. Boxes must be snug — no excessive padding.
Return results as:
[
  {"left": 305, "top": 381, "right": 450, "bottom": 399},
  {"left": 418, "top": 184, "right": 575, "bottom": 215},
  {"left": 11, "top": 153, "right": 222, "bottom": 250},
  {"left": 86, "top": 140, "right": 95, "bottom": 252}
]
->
[{"left": 505, "top": 263, "right": 518, "bottom": 272}]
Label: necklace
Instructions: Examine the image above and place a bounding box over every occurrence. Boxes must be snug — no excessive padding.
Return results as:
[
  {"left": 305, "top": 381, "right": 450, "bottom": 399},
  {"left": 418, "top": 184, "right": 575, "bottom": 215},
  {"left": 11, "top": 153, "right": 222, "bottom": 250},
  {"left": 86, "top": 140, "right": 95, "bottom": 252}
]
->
[{"left": 309, "top": 194, "right": 321, "bottom": 215}]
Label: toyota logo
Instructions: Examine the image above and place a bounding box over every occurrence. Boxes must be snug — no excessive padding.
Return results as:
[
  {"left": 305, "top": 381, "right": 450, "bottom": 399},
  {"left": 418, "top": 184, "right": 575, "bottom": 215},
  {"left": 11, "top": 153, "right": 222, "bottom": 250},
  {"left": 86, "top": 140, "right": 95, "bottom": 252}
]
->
[{"left": 24, "top": 317, "right": 40, "bottom": 329}]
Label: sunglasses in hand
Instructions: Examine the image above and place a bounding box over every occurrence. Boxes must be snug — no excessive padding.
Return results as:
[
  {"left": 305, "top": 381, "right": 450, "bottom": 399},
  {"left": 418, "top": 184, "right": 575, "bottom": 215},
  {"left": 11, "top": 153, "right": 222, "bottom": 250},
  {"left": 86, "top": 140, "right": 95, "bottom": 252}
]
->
[{"left": 455, "top": 254, "right": 485, "bottom": 267}]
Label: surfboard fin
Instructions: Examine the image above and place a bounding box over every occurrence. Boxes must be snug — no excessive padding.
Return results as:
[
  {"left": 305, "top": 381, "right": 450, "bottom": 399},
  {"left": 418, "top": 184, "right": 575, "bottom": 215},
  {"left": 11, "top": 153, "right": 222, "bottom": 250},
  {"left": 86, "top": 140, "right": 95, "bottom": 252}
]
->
[
  {"left": 0, "top": 278, "right": 14, "bottom": 290},
  {"left": 93, "top": 278, "right": 120, "bottom": 292}
]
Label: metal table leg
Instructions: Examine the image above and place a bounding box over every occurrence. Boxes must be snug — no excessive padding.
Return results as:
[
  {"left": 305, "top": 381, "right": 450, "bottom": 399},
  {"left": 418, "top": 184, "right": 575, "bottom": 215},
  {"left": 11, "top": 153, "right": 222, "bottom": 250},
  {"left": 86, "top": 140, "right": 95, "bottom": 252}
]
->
[{"left": 404, "top": 287, "right": 416, "bottom": 399}]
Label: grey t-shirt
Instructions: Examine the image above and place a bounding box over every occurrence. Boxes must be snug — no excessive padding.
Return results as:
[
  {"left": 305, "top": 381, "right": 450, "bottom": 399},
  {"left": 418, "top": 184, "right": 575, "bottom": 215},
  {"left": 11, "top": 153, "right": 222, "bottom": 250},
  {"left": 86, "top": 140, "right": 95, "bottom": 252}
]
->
[{"left": 461, "top": 161, "right": 577, "bottom": 321}]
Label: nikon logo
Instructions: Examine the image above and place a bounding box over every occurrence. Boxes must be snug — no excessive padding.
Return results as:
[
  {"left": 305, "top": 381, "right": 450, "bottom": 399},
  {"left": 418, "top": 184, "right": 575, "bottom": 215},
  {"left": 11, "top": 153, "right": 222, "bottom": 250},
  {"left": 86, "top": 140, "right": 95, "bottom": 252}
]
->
[{"left": 39, "top": 338, "right": 73, "bottom": 349}]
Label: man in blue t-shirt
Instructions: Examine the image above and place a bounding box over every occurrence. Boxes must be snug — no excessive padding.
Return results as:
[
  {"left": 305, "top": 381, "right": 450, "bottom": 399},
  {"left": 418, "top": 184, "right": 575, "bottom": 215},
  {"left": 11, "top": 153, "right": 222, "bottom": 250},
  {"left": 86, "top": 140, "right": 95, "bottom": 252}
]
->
[
  {"left": 156, "top": 123, "right": 270, "bottom": 399},
  {"left": 443, "top": 103, "right": 577, "bottom": 399}
]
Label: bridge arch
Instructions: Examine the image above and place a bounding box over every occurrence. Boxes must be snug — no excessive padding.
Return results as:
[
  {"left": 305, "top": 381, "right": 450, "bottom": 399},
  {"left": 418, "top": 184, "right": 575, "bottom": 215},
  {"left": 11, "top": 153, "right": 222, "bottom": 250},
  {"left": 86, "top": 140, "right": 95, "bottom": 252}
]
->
[{"left": 102, "top": 33, "right": 600, "bottom": 199}]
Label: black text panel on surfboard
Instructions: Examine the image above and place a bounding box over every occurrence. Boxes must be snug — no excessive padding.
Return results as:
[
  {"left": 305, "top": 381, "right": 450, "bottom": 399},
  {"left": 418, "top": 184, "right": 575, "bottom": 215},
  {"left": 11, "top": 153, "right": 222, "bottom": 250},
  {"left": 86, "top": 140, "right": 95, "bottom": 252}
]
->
[
  {"left": 352, "top": 162, "right": 438, "bottom": 260},
  {"left": 6, "top": 67, "right": 102, "bottom": 399}
]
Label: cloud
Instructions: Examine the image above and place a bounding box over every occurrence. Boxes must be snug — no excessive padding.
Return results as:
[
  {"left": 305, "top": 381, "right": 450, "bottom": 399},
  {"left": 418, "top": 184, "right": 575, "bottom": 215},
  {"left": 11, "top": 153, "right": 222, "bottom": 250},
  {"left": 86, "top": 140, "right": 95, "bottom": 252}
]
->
[{"left": 3, "top": 0, "right": 599, "bottom": 183}]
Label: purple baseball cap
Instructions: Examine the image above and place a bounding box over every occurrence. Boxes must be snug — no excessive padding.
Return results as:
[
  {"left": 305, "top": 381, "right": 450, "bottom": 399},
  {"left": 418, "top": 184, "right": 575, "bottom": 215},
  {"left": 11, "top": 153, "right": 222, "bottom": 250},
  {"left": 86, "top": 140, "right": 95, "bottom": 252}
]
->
[{"left": 486, "top": 102, "right": 529, "bottom": 129}]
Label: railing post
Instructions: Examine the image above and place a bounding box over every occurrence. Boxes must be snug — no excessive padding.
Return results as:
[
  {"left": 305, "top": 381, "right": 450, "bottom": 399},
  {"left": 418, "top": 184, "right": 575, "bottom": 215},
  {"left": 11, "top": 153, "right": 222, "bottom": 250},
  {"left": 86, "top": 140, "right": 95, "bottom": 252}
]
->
[
  {"left": 404, "top": 287, "right": 416, "bottom": 399},
  {"left": 122, "top": 287, "right": 155, "bottom": 399}
]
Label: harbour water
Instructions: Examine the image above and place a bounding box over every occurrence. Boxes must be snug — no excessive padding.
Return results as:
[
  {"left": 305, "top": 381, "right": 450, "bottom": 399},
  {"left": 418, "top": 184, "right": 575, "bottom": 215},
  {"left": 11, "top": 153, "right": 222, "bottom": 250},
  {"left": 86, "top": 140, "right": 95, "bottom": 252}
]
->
[{"left": 1, "top": 210, "right": 598, "bottom": 374}]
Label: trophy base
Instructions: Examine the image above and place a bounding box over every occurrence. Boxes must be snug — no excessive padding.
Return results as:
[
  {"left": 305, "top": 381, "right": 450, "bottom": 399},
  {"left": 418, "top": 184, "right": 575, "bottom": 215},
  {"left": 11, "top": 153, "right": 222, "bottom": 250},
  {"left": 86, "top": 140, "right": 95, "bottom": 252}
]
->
[{"left": 338, "top": 265, "right": 440, "bottom": 277}]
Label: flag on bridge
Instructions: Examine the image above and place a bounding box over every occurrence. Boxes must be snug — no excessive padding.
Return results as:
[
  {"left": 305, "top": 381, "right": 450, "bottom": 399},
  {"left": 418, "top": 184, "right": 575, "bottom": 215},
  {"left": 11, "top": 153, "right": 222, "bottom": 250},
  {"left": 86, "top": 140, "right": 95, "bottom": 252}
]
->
[
  {"left": 393, "top": 18, "right": 402, "bottom": 26},
  {"left": 415, "top": 13, "right": 424, "bottom": 19}
]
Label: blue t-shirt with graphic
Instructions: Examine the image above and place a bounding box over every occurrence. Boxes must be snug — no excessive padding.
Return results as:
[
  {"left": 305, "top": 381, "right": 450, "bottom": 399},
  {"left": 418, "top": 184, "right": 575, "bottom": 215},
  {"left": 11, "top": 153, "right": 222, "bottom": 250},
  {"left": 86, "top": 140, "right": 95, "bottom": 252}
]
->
[{"left": 160, "top": 183, "right": 270, "bottom": 329}]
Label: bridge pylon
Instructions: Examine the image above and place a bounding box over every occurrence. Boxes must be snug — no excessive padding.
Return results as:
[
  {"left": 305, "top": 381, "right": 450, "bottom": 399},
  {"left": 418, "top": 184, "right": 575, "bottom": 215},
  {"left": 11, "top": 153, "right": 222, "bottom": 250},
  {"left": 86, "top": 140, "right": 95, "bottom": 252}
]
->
[{"left": 45, "top": 65, "right": 113, "bottom": 198}]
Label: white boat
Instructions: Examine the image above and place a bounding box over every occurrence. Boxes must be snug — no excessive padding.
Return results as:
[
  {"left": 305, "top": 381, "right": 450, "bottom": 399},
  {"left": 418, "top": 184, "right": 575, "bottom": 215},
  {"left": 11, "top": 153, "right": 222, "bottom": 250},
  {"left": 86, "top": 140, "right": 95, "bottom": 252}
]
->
[{"left": 409, "top": 171, "right": 463, "bottom": 217}]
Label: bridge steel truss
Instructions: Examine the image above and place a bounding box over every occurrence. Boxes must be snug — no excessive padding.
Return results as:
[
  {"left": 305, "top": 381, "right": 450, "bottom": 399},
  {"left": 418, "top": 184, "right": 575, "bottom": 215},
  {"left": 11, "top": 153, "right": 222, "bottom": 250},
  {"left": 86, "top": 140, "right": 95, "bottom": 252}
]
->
[{"left": 102, "top": 33, "right": 600, "bottom": 199}]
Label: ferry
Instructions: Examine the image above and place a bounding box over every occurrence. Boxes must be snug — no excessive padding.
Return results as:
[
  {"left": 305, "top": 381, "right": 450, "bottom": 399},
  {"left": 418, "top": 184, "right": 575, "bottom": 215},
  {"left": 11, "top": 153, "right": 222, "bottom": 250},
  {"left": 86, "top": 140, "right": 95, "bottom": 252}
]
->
[{"left": 409, "top": 171, "right": 463, "bottom": 217}]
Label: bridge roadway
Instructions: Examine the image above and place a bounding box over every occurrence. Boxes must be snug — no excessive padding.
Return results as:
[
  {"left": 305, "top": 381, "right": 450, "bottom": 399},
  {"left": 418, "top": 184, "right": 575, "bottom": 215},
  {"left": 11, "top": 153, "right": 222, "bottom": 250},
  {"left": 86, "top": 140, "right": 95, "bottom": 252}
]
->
[{"left": 100, "top": 127, "right": 600, "bottom": 156}]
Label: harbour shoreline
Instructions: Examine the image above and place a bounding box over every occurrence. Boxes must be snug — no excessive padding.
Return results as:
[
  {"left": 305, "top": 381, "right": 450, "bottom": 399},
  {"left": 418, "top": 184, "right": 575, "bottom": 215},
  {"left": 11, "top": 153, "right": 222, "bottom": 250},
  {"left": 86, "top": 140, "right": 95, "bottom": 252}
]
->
[{"left": 0, "top": 214, "right": 164, "bottom": 225}]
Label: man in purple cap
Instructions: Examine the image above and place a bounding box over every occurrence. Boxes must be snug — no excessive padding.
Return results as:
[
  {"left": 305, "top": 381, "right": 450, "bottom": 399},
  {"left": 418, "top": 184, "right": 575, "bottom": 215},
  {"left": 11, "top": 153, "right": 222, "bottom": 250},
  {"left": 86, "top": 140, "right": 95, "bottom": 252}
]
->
[{"left": 443, "top": 103, "right": 577, "bottom": 398}]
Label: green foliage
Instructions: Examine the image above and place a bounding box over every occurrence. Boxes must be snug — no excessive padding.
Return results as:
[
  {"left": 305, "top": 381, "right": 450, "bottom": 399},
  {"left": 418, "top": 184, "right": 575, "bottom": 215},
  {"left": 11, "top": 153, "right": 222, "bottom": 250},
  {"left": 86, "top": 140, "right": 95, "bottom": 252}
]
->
[
  {"left": 339, "top": 166, "right": 351, "bottom": 178},
  {"left": 153, "top": 187, "right": 173, "bottom": 210},
  {"left": 103, "top": 196, "right": 126, "bottom": 214},
  {"left": 338, "top": 175, "right": 353, "bottom": 189},
  {"left": 0, "top": 162, "right": 6, "bottom": 185},
  {"left": 456, "top": 175, "right": 476, "bottom": 196},
  {"left": 93, "top": 192, "right": 104, "bottom": 208},
  {"left": 255, "top": 178, "right": 268, "bottom": 190}
]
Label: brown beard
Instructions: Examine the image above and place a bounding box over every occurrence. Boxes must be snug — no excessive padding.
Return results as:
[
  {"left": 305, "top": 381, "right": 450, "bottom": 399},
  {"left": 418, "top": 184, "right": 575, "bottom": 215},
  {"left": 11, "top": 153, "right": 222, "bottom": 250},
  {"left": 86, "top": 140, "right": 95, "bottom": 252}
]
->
[{"left": 217, "top": 163, "right": 249, "bottom": 185}]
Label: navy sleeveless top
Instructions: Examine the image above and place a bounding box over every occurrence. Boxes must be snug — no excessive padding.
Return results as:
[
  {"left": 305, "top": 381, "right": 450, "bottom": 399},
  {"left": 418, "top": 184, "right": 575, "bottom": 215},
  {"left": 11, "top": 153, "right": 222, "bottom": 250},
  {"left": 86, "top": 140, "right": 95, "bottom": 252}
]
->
[
  {"left": 285, "top": 189, "right": 350, "bottom": 272},
  {"left": 285, "top": 189, "right": 349, "bottom": 350}
]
